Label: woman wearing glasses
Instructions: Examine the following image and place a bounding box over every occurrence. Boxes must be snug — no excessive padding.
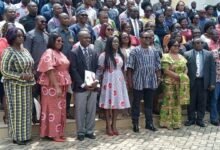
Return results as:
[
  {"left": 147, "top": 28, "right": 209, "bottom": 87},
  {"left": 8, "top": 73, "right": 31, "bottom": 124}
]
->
[
  {"left": 94, "top": 23, "right": 114, "bottom": 55},
  {"left": 37, "top": 33, "right": 72, "bottom": 142},
  {"left": 160, "top": 39, "right": 189, "bottom": 130}
]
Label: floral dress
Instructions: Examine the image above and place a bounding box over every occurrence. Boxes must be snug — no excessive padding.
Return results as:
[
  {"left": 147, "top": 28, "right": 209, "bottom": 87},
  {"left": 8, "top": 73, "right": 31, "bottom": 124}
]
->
[
  {"left": 98, "top": 53, "right": 130, "bottom": 109},
  {"left": 37, "top": 49, "right": 72, "bottom": 138},
  {"left": 160, "top": 54, "right": 190, "bottom": 129}
]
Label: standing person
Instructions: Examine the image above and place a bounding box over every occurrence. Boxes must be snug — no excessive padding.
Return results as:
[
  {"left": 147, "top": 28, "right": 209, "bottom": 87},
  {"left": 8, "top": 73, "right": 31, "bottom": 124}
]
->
[
  {"left": 0, "top": 6, "right": 26, "bottom": 34},
  {"left": 179, "top": 17, "right": 192, "bottom": 42},
  {"left": 160, "top": 39, "right": 190, "bottom": 129},
  {"left": 24, "top": 15, "right": 48, "bottom": 108},
  {"left": 69, "top": 30, "right": 98, "bottom": 141},
  {"left": 184, "top": 37, "right": 216, "bottom": 127},
  {"left": 97, "top": 36, "right": 130, "bottom": 136},
  {"left": 127, "top": 31, "right": 161, "bottom": 132},
  {"left": 53, "top": 13, "right": 74, "bottom": 119},
  {"left": 1, "top": 27, "right": 35, "bottom": 145},
  {"left": 19, "top": 1, "right": 38, "bottom": 32},
  {"left": 94, "top": 23, "right": 114, "bottom": 55},
  {"left": 14, "top": 0, "right": 30, "bottom": 21},
  {"left": 37, "top": 33, "right": 72, "bottom": 142},
  {"left": 47, "top": 3, "right": 63, "bottom": 33}
]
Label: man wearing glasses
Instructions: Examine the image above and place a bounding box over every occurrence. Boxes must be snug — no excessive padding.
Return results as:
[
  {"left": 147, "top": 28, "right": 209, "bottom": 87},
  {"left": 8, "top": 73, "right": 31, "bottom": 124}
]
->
[
  {"left": 184, "top": 37, "right": 216, "bottom": 127},
  {"left": 127, "top": 31, "right": 161, "bottom": 132}
]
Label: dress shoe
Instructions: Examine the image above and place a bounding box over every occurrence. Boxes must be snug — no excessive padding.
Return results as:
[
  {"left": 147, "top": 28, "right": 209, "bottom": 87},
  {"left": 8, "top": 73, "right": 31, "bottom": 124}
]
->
[
  {"left": 133, "top": 124, "right": 139, "bottom": 132},
  {"left": 145, "top": 124, "right": 158, "bottom": 132},
  {"left": 77, "top": 135, "right": 85, "bottom": 141},
  {"left": 196, "top": 121, "right": 206, "bottom": 127},
  {"left": 184, "top": 120, "right": 195, "bottom": 126},
  {"left": 85, "top": 133, "right": 96, "bottom": 139},
  {"left": 210, "top": 121, "right": 220, "bottom": 126},
  {"left": 16, "top": 141, "right": 27, "bottom": 145}
]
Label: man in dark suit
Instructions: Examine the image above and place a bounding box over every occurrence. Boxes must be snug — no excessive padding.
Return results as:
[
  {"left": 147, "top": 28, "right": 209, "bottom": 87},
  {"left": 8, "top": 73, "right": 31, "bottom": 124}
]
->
[
  {"left": 68, "top": 30, "right": 99, "bottom": 141},
  {"left": 184, "top": 37, "right": 216, "bottom": 127},
  {"left": 127, "top": 6, "right": 143, "bottom": 38},
  {"left": 184, "top": 28, "right": 209, "bottom": 51},
  {"left": 188, "top": 1, "right": 197, "bottom": 19}
]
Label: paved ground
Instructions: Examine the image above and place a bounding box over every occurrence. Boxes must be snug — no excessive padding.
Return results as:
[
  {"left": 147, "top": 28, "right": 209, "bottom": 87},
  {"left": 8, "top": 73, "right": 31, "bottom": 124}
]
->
[{"left": 1, "top": 124, "right": 220, "bottom": 150}]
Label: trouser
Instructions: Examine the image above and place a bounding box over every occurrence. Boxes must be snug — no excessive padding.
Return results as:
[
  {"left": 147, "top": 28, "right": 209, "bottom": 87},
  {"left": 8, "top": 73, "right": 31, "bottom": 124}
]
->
[
  {"left": 75, "top": 91, "right": 97, "bottom": 135},
  {"left": 132, "top": 88, "right": 155, "bottom": 125},
  {"left": 187, "top": 78, "right": 207, "bottom": 121},
  {"left": 210, "top": 82, "right": 220, "bottom": 122}
]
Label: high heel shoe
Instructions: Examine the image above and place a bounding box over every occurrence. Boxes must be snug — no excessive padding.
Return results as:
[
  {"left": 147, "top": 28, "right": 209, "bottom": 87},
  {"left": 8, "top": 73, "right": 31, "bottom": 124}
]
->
[{"left": 53, "top": 137, "right": 65, "bottom": 142}]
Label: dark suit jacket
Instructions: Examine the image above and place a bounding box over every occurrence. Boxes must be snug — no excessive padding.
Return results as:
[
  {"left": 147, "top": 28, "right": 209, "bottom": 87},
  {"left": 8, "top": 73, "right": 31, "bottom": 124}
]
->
[
  {"left": 184, "top": 49, "right": 216, "bottom": 90},
  {"left": 63, "top": 5, "right": 76, "bottom": 17},
  {"left": 128, "top": 19, "right": 143, "bottom": 37},
  {"left": 184, "top": 41, "right": 209, "bottom": 51},
  {"left": 68, "top": 45, "right": 98, "bottom": 92}
]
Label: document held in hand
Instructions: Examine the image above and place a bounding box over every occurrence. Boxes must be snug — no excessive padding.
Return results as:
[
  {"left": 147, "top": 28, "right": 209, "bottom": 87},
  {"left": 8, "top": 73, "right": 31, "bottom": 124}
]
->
[{"left": 85, "top": 70, "right": 96, "bottom": 86}]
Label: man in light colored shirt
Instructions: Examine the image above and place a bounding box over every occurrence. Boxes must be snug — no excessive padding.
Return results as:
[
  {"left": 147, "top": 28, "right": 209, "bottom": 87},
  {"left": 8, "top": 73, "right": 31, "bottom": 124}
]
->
[
  {"left": 119, "top": 0, "right": 135, "bottom": 25},
  {"left": 47, "top": 3, "right": 63, "bottom": 32},
  {"left": 0, "top": 6, "right": 26, "bottom": 35},
  {"left": 14, "top": 0, "right": 30, "bottom": 21}
]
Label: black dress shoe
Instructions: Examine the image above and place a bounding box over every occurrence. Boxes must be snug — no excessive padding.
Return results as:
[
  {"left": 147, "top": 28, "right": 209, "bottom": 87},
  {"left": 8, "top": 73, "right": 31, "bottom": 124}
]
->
[
  {"left": 210, "top": 121, "right": 220, "bottom": 126},
  {"left": 133, "top": 124, "right": 139, "bottom": 132},
  {"left": 196, "top": 121, "right": 206, "bottom": 127},
  {"left": 13, "top": 140, "right": 17, "bottom": 144},
  {"left": 85, "top": 133, "right": 96, "bottom": 139},
  {"left": 77, "top": 135, "right": 85, "bottom": 141},
  {"left": 16, "top": 141, "right": 27, "bottom": 145},
  {"left": 184, "top": 120, "right": 195, "bottom": 126},
  {"left": 145, "top": 124, "right": 158, "bottom": 132}
]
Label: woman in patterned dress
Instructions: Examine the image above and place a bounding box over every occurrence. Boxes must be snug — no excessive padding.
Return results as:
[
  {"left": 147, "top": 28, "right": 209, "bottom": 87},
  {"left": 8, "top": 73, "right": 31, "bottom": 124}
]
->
[
  {"left": 1, "top": 27, "right": 35, "bottom": 145},
  {"left": 159, "top": 39, "right": 190, "bottom": 129},
  {"left": 97, "top": 36, "right": 130, "bottom": 136},
  {"left": 37, "top": 33, "right": 72, "bottom": 142}
]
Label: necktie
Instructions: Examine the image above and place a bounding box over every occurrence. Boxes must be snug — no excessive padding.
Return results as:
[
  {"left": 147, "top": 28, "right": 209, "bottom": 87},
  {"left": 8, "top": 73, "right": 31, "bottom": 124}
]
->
[
  {"left": 134, "top": 19, "right": 139, "bottom": 37},
  {"left": 83, "top": 48, "right": 90, "bottom": 69}
]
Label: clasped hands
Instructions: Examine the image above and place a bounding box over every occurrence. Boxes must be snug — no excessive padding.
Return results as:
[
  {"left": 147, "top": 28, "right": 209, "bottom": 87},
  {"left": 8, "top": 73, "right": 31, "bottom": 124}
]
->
[{"left": 20, "top": 73, "right": 34, "bottom": 81}]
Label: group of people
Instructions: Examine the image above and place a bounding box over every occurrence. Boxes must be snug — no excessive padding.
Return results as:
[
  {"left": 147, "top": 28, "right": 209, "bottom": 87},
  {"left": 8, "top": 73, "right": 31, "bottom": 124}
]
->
[{"left": 0, "top": 0, "right": 220, "bottom": 146}]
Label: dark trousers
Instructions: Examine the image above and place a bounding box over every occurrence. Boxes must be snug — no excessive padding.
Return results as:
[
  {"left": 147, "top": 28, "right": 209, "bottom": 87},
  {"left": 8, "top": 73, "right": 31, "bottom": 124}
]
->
[
  {"left": 188, "top": 78, "right": 207, "bottom": 121},
  {"left": 132, "top": 88, "right": 155, "bottom": 125},
  {"left": 66, "top": 93, "right": 72, "bottom": 113}
]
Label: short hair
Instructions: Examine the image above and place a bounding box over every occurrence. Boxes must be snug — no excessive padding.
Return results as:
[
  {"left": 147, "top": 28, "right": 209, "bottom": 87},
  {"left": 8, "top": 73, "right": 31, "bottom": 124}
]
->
[
  {"left": 170, "top": 31, "right": 183, "bottom": 43},
  {"left": 178, "top": 17, "right": 188, "bottom": 24},
  {"left": 203, "top": 21, "right": 215, "bottom": 33},
  {"left": 141, "top": 1, "right": 152, "bottom": 10},
  {"left": 47, "top": 32, "right": 63, "bottom": 51},
  {"left": 167, "top": 39, "right": 178, "bottom": 49},
  {"left": 205, "top": 5, "right": 213, "bottom": 11},
  {"left": 5, "top": 27, "right": 25, "bottom": 45},
  {"left": 120, "top": 22, "right": 130, "bottom": 32}
]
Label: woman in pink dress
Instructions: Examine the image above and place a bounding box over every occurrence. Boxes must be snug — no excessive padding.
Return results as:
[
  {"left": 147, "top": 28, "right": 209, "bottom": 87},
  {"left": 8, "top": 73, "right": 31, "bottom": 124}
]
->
[{"left": 37, "top": 33, "right": 72, "bottom": 142}]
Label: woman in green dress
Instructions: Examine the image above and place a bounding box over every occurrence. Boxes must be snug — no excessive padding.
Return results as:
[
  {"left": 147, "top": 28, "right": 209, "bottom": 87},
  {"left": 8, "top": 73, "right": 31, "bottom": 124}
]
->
[
  {"left": 160, "top": 39, "right": 190, "bottom": 129},
  {"left": 1, "top": 28, "right": 35, "bottom": 145}
]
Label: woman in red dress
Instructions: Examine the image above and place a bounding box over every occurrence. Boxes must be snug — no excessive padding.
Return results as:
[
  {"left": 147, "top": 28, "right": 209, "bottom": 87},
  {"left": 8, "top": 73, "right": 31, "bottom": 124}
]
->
[{"left": 37, "top": 33, "right": 72, "bottom": 142}]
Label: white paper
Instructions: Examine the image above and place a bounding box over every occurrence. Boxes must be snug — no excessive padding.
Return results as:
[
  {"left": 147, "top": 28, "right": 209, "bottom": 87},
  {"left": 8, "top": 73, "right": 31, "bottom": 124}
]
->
[{"left": 85, "top": 70, "right": 96, "bottom": 86}]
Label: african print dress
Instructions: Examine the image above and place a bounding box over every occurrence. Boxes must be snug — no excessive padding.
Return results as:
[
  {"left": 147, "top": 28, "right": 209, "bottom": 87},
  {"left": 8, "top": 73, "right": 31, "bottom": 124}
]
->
[
  {"left": 160, "top": 54, "right": 190, "bottom": 129},
  {"left": 37, "top": 49, "right": 71, "bottom": 138},
  {"left": 98, "top": 53, "right": 130, "bottom": 109},
  {"left": 1, "top": 47, "right": 35, "bottom": 142}
]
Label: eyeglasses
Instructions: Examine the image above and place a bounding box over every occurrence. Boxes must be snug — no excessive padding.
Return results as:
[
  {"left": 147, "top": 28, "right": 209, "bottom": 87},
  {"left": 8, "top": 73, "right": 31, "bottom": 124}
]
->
[
  {"left": 80, "top": 14, "right": 88, "bottom": 17},
  {"left": 141, "top": 36, "right": 151, "bottom": 39},
  {"left": 195, "top": 41, "right": 203, "bottom": 44},
  {"left": 107, "top": 28, "right": 114, "bottom": 31}
]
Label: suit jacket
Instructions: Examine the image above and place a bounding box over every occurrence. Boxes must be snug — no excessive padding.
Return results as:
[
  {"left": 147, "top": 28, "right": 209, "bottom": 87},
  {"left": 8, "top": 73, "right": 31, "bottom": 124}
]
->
[
  {"left": 184, "top": 49, "right": 216, "bottom": 90},
  {"left": 68, "top": 45, "right": 98, "bottom": 92},
  {"left": 63, "top": 5, "right": 75, "bottom": 17},
  {"left": 128, "top": 18, "right": 143, "bottom": 37}
]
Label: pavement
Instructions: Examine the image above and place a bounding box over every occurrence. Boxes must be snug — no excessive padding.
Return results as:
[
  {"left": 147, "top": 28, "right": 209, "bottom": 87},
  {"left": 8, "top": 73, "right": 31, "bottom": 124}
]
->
[{"left": 0, "top": 124, "right": 220, "bottom": 150}]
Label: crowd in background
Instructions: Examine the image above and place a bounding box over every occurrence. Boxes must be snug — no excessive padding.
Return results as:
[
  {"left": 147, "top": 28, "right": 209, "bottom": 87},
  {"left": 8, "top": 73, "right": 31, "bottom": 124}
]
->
[{"left": 0, "top": 0, "right": 220, "bottom": 145}]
